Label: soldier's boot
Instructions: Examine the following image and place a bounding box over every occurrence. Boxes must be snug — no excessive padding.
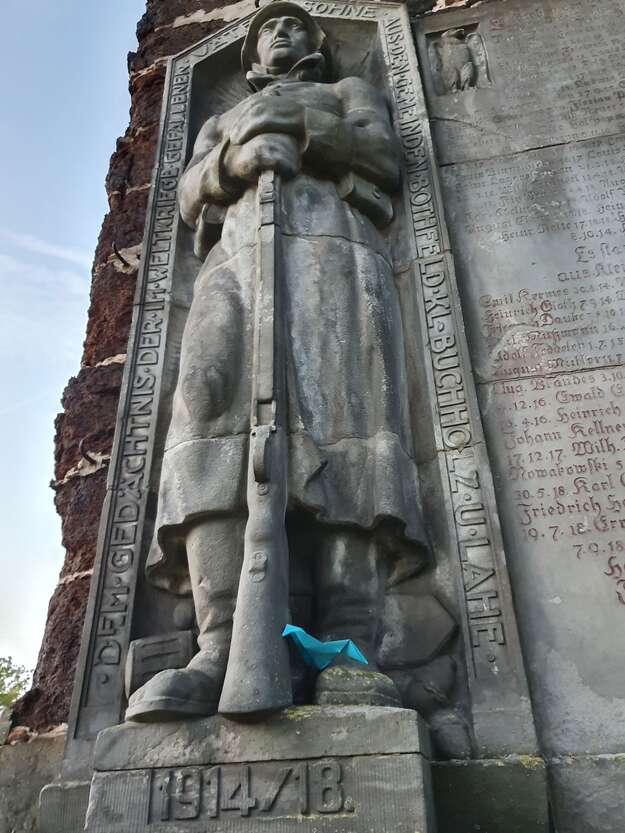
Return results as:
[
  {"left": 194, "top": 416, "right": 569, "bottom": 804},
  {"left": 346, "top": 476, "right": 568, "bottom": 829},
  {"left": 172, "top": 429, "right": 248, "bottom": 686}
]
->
[
  {"left": 313, "top": 526, "right": 401, "bottom": 707},
  {"left": 126, "top": 516, "right": 245, "bottom": 722}
]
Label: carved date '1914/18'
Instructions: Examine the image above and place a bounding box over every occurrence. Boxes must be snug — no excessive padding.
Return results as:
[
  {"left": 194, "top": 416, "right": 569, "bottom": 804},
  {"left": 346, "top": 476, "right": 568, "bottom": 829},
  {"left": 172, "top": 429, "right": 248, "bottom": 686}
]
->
[{"left": 151, "top": 760, "right": 354, "bottom": 822}]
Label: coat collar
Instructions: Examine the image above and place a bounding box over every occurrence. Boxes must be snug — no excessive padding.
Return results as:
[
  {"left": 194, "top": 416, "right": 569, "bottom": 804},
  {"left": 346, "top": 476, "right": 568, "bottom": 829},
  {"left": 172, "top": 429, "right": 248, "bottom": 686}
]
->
[{"left": 246, "top": 52, "right": 326, "bottom": 91}]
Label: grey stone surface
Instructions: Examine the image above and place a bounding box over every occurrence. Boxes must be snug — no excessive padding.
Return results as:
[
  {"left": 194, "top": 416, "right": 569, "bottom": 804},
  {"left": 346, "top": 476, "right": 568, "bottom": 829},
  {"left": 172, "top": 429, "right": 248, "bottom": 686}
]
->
[
  {"left": 125, "top": 630, "right": 197, "bottom": 698},
  {"left": 438, "top": 131, "right": 625, "bottom": 758},
  {"left": 86, "top": 707, "right": 434, "bottom": 833},
  {"left": 378, "top": 590, "right": 456, "bottom": 668},
  {"left": 34, "top": 0, "right": 625, "bottom": 831},
  {"left": 432, "top": 757, "right": 549, "bottom": 833},
  {"left": 440, "top": 133, "right": 625, "bottom": 383},
  {"left": 66, "top": 2, "right": 465, "bottom": 763},
  {"left": 416, "top": 0, "right": 625, "bottom": 165},
  {"left": 0, "top": 706, "right": 11, "bottom": 745},
  {"left": 548, "top": 755, "right": 625, "bottom": 833},
  {"left": 478, "top": 371, "right": 625, "bottom": 756},
  {"left": 87, "top": 754, "right": 433, "bottom": 833},
  {"left": 61, "top": 26, "right": 541, "bottom": 833},
  {"left": 428, "top": 0, "right": 625, "bottom": 826},
  {"left": 64, "top": 0, "right": 538, "bottom": 773},
  {"left": 95, "top": 706, "right": 430, "bottom": 771},
  {"left": 0, "top": 734, "right": 64, "bottom": 833},
  {"left": 131, "top": 1, "right": 428, "bottom": 723},
  {"left": 427, "top": 27, "right": 492, "bottom": 97},
  {"left": 39, "top": 781, "right": 91, "bottom": 833}
]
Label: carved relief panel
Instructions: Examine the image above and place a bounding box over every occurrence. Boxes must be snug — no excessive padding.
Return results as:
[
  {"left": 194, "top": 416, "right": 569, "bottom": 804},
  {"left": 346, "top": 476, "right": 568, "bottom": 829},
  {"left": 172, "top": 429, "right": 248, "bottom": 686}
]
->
[{"left": 63, "top": 1, "right": 538, "bottom": 778}]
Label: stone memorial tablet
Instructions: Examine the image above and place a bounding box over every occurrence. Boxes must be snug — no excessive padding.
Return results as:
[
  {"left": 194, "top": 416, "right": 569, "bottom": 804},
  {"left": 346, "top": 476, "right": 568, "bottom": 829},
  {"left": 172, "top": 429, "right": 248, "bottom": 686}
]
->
[
  {"left": 441, "top": 133, "right": 625, "bottom": 382},
  {"left": 416, "top": 0, "right": 625, "bottom": 165},
  {"left": 479, "top": 372, "right": 625, "bottom": 752},
  {"left": 438, "top": 132, "right": 625, "bottom": 760},
  {"left": 418, "top": 0, "right": 625, "bottom": 827}
]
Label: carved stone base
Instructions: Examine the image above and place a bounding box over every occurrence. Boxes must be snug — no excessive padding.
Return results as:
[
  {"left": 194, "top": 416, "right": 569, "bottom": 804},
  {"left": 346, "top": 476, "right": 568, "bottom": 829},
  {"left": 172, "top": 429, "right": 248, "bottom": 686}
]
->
[
  {"left": 83, "top": 706, "right": 435, "bottom": 833},
  {"left": 432, "top": 757, "right": 549, "bottom": 833},
  {"left": 548, "top": 755, "right": 625, "bottom": 833},
  {"left": 39, "top": 781, "right": 91, "bottom": 833}
]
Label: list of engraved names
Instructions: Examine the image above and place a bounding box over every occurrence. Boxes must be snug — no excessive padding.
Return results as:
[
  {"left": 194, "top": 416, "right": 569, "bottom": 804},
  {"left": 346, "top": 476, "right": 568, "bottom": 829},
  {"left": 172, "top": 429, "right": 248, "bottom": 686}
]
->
[
  {"left": 442, "top": 134, "right": 625, "bottom": 382},
  {"left": 482, "top": 369, "right": 625, "bottom": 606}
]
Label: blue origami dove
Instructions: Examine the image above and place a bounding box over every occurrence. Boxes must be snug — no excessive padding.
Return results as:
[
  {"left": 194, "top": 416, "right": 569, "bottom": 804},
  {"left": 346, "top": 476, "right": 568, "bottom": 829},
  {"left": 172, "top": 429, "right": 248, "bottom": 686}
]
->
[{"left": 282, "top": 624, "right": 368, "bottom": 670}]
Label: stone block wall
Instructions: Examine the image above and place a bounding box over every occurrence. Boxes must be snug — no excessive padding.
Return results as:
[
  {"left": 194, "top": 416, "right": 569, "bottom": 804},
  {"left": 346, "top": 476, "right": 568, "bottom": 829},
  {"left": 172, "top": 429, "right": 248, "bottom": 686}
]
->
[
  {"left": 11, "top": 0, "right": 487, "bottom": 733},
  {"left": 0, "top": 732, "right": 65, "bottom": 832}
]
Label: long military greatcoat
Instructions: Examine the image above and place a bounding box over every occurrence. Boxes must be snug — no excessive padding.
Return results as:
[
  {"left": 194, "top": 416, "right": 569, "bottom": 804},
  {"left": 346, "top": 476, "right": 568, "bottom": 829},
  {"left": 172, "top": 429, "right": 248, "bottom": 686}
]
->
[{"left": 147, "top": 57, "right": 427, "bottom": 594}]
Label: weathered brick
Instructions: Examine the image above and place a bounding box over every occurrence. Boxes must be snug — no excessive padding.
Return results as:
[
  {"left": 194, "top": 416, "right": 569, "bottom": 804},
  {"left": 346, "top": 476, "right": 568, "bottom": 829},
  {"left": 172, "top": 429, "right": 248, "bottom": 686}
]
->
[
  {"left": 83, "top": 262, "right": 138, "bottom": 366},
  {"left": 128, "top": 65, "right": 167, "bottom": 132},
  {"left": 13, "top": 576, "right": 92, "bottom": 731},
  {"left": 94, "top": 187, "right": 150, "bottom": 268},
  {"left": 130, "top": 21, "right": 224, "bottom": 73},
  {"left": 54, "top": 365, "right": 123, "bottom": 481},
  {"left": 137, "top": 0, "right": 230, "bottom": 36},
  {"left": 55, "top": 468, "right": 108, "bottom": 578},
  {"left": 106, "top": 123, "right": 159, "bottom": 196}
]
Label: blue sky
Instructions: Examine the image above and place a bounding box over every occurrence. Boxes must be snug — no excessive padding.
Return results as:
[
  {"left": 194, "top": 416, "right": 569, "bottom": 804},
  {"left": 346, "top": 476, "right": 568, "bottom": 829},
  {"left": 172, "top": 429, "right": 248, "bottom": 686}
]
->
[{"left": 0, "top": 0, "right": 146, "bottom": 671}]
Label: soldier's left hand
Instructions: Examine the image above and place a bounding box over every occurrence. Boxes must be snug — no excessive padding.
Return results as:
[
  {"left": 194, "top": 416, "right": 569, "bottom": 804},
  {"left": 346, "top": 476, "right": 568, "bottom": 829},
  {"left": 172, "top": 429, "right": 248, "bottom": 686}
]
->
[{"left": 230, "top": 97, "right": 305, "bottom": 146}]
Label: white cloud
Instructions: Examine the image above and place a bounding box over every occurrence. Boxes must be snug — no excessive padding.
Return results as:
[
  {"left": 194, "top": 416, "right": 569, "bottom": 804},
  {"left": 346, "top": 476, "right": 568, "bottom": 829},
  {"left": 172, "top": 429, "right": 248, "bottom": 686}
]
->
[
  {"left": 0, "top": 251, "right": 88, "bottom": 297},
  {"left": 0, "top": 227, "right": 92, "bottom": 269},
  {"left": 0, "top": 249, "right": 89, "bottom": 362}
]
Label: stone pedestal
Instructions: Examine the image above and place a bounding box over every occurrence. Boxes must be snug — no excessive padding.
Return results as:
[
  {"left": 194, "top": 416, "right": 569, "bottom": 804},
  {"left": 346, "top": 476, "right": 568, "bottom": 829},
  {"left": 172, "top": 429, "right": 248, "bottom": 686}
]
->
[
  {"left": 83, "top": 706, "right": 435, "bottom": 833},
  {"left": 432, "top": 758, "right": 548, "bottom": 833}
]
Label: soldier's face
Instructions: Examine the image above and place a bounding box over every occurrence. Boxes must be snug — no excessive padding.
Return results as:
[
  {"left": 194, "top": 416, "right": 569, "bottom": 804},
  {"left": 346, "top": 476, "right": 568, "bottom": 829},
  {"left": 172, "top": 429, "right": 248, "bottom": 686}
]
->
[{"left": 256, "top": 16, "right": 311, "bottom": 70}]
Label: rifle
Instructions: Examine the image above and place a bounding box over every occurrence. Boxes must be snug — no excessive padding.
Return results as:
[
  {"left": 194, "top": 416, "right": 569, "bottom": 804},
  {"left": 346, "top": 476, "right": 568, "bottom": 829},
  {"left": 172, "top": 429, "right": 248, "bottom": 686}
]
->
[{"left": 218, "top": 169, "right": 293, "bottom": 716}]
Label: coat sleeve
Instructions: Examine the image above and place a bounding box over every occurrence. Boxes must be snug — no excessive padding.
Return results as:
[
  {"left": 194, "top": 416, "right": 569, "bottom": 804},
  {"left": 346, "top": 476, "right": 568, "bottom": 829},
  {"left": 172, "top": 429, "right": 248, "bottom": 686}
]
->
[
  {"left": 303, "top": 77, "right": 401, "bottom": 194},
  {"left": 178, "top": 115, "right": 241, "bottom": 230},
  {"left": 342, "top": 77, "right": 401, "bottom": 193}
]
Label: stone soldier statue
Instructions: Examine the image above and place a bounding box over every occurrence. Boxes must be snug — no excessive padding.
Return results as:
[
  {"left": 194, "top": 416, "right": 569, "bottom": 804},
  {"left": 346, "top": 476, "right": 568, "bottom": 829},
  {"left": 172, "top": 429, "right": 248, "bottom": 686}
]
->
[{"left": 127, "top": 0, "right": 428, "bottom": 721}]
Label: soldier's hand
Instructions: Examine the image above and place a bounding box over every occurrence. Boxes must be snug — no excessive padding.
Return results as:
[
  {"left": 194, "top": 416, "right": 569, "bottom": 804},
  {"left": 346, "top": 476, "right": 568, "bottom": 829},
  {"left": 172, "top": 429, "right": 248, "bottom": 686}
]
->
[
  {"left": 224, "top": 133, "right": 301, "bottom": 182},
  {"left": 230, "top": 98, "right": 305, "bottom": 146}
]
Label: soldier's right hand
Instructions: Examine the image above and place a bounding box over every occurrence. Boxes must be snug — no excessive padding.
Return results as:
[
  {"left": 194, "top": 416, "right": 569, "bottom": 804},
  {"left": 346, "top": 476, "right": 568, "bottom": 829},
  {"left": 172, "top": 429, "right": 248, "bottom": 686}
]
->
[{"left": 224, "top": 133, "right": 300, "bottom": 183}]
